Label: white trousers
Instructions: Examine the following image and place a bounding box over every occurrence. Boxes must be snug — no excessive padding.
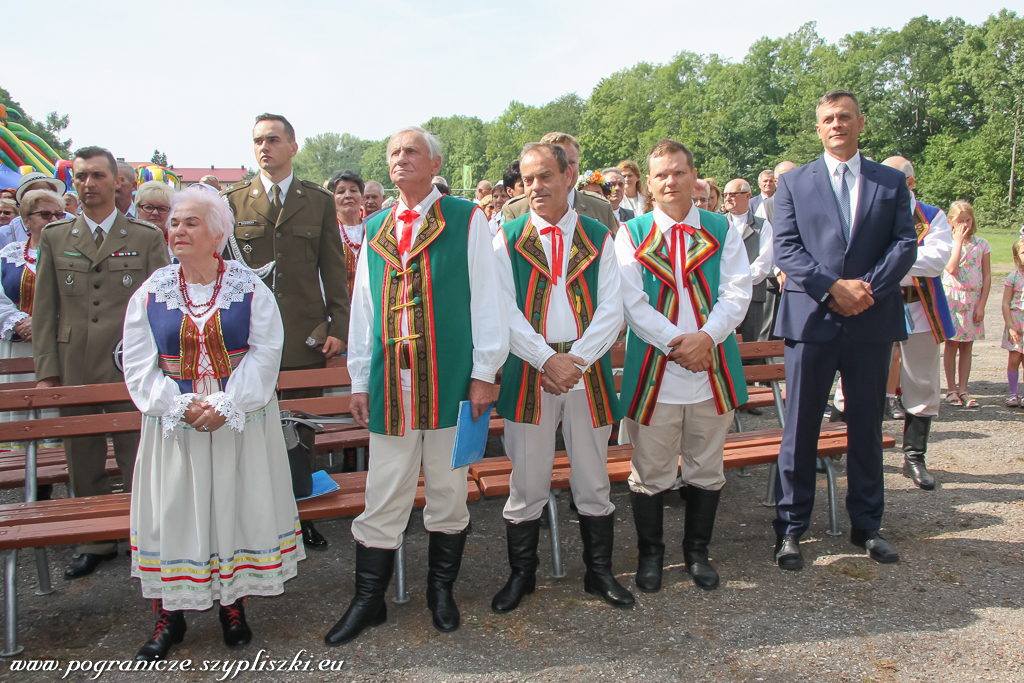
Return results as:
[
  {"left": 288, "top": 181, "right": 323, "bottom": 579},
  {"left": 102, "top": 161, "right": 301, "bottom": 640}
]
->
[
  {"left": 626, "top": 399, "right": 733, "bottom": 494},
  {"left": 350, "top": 392, "right": 469, "bottom": 549},
  {"left": 502, "top": 390, "right": 614, "bottom": 523},
  {"left": 834, "top": 331, "right": 940, "bottom": 417}
]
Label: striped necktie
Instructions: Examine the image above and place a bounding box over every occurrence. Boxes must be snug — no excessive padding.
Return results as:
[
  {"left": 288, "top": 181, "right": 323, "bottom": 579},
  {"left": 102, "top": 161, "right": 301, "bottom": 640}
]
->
[{"left": 835, "top": 163, "right": 851, "bottom": 242}]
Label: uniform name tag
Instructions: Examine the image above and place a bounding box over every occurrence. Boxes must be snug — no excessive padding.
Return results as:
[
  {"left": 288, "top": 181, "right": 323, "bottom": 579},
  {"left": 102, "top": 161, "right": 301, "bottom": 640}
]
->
[
  {"left": 237, "top": 220, "right": 260, "bottom": 226},
  {"left": 63, "top": 251, "right": 82, "bottom": 257},
  {"left": 111, "top": 252, "right": 139, "bottom": 257}
]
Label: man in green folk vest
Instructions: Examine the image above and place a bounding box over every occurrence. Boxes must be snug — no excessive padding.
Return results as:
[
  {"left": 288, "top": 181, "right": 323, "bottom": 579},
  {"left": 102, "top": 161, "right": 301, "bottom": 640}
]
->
[
  {"left": 492, "top": 142, "right": 633, "bottom": 613},
  {"left": 616, "top": 139, "right": 752, "bottom": 592},
  {"left": 325, "top": 127, "right": 509, "bottom": 646}
]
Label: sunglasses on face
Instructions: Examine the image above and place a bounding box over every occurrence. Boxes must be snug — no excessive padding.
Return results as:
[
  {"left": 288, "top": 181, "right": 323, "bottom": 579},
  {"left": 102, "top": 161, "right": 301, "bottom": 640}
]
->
[{"left": 30, "top": 210, "right": 63, "bottom": 221}]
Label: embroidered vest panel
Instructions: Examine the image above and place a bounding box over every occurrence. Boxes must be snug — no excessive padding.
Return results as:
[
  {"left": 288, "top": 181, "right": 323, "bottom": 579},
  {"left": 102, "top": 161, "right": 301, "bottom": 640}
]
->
[
  {"left": 619, "top": 210, "right": 748, "bottom": 423},
  {"left": 2, "top": 262, "right": 34, "bottom": 339},
  {"left": 146, "top": 292, "right": 252, "bottom": 394},
  {"left": 365, "top": 195, "right": 476, "bottom": 436},
  {"left": 495, "top": 214, "right": 622, "bottom": 427},
  {"left": 908, "top": 202, "right": 955, "bottom": 343}
]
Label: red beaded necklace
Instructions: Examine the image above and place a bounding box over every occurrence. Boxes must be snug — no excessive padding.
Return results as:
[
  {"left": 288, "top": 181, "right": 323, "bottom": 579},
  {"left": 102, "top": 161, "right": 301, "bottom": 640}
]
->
[
  {"left": 178, "top": 254, "right": 226, "bottom": 318},
  {"left": 23, "top": 241, "right": 37, "bottom": 265}
]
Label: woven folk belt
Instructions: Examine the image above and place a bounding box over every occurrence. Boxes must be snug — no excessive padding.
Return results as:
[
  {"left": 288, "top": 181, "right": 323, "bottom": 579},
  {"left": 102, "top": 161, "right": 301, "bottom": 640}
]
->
[
  {"left": 548, "top": 341, "right": 578, "bottom": 354},
  {"left": 902, "top": 286, "right": 921, "bottom": 304}
]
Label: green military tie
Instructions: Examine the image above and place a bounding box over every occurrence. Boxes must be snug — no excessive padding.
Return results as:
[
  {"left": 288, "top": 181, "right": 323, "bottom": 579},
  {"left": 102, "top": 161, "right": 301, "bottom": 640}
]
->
[
  {"left": 94, "top": 228, "right": 104, "bottom": 248},
  {"left": 270, "top": 184, "right": 283, "bottom": 225}
]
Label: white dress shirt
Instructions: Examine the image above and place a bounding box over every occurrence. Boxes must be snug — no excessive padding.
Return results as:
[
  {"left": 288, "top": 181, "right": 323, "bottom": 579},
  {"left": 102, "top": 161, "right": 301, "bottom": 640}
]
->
[
  {"left": 260, "top": 172, "right": 294, "bottom": 204},
  {"left": 621, "top": 193, "right": 647, "bottom": 216},
  {"left": 822, "top": 151, "right": 862, "bottom": 235},
  {"left": 493, "top": 208, "right": 623, "bottom": 392},
  {"left": 902, "top": 194, "right": 953, "bottom": 334},
  {"left": 727, "top": 211, "right": 774, "bottom": 285},
  {"left": 616, "top": 203, "right": 752, "bottom": 405},
  {"left": 83, "top": 209, "right": 118, "bottom": 241},
  {"left": 347, "top": 186, "right": 509, "bottom": 394}
]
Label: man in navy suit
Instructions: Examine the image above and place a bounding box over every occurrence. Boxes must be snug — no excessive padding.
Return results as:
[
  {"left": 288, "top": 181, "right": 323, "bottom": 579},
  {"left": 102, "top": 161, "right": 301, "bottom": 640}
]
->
[{"left": 771, "top": 90, "right": 918, "bottom": 570}]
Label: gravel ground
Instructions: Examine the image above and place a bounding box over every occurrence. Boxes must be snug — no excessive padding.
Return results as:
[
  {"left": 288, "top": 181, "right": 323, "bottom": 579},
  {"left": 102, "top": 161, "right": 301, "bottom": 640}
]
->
[{"left": 1, "top": 294, "right": 1021, "bottom": 683}]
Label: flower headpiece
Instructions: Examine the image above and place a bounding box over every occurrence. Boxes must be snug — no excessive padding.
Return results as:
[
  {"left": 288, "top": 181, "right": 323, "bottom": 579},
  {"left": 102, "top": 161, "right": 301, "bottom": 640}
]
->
[{"left": 577, "top": 169, "right": 611, "bottom": 196}]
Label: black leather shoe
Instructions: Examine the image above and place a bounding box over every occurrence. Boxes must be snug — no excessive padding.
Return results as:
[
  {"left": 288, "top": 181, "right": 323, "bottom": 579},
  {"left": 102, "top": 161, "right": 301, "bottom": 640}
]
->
[
  {"left": 135, "top": 608, "right": 186, "bottom": 661},
  {"left": 492, "top": 518, "right": 541, "bottom": 613},
  {"left": 885, "top": 396, "right": 906, "bottom": 420},
  {"left": 850, "top": 529, "right": 900, "bottom": 564},
  {"left": 426, "top": 529, "right": 468, "bottom": 633},
  {"left": 903, "top": 458, "right": 935, "bottom": 490},
  {"left": 64, "top": 551, "right": 118, "bottom": 580},
  {"left": 301, "top": 520, "right": 328, "bottom": 550},
  {"left": 774, "top": 534, "right": 804, "bottom": 571},
  {"left": 579, "top": 513, "right": 635, "bottom": 608},
  {"left": 219, "top": 599, "right": 253, "bottom": 648},
  {"left": 324, "top": 544, "right": 395, "bottom": 646},
  {"left": 828, "top": 406, "right": 845, "bottom": 423}
]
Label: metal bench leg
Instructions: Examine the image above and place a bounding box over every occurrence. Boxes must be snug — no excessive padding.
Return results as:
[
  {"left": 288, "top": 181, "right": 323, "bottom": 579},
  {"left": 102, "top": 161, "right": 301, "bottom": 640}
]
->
[
  {"left": 392, "top": 542, "right": 410, "bottom": 604},
  {"left": 356, "top": 447, "right": 366, "bottom": 472},
  {"left": 733, "top": 412, "right": 752, "bottom": 476},
  {"left": 327, "top": 451, "right": 334, "bottom": 468},
  {"left": 1, "top": 550, "right": 22, "bottom": 657},
  {"left": 547, "top": 490, "right": 567, "bottom": 578},
  {"left": 821, "top": 458, "right": 842, "bottom": 536},
  {"left": 762, "top": 462, "right": 778, "bottom": 507},
  {"left": 33, "top": 549, "right": 53, "bottom": 596}
]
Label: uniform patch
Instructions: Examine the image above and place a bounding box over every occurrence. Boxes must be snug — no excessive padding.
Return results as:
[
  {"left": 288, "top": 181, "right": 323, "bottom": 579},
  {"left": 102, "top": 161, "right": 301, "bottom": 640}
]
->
[
  {"left": 122, "top": 274, "right": 133, "bottom": 287},
  {"left": 237, "top": 220, "right": 259, "bottom": 226},
  {"left": 65, "top": 274, "right": 74, "bottom": 285},
  {"left": 111, "top": 252, "right": 139, "bottom": 257},
  {"left": 63, "top": 251, "right": 82, "bottom": 257}
]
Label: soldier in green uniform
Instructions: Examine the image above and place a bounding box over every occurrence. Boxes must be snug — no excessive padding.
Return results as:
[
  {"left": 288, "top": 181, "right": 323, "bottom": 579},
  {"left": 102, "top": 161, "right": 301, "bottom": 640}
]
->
[
  {"left": 33, "top": 146, "right": 171, "bottom": 579},
  {"left": 223, "top": 113, "right": 350, "bottom": 549}
]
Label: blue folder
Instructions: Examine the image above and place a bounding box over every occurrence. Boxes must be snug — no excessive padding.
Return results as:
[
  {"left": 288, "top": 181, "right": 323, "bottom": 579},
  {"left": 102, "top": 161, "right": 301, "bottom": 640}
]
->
[
  {"left": 296, "top": 470, "right": 340, "bottom": 501},
  {"left": 451, "top": 400, "right": 492, "bottom": 469}
]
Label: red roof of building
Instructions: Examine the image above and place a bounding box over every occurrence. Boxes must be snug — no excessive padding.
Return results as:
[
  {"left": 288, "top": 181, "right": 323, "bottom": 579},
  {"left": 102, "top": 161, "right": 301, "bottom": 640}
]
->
[{"left": 128, "top": 163, "right": 249, "bottom": 184}]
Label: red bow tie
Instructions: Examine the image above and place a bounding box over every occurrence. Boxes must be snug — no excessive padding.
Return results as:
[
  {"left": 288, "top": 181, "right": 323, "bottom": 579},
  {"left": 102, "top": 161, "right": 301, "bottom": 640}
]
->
[
  {"left": 668, "top": 222, "right": 695, "bottom": 270},
  {"left": 540, "top": 225, "right": 564, "bottom": 284},
  {"left": 397, "top": 209, "right": 419, "bottom": 255}
]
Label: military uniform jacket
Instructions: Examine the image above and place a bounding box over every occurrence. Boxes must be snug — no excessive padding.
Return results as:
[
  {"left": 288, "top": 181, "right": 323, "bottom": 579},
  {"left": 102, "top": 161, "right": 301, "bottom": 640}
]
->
[
  {"left": 223, "top": 175, "right": 350, "bottom": 368},
  {"left": 33, "top": 212, "right": 170, "bottom": 384},
  {"left": 502, "top": 189, "right": 618, "bottom": 232}
]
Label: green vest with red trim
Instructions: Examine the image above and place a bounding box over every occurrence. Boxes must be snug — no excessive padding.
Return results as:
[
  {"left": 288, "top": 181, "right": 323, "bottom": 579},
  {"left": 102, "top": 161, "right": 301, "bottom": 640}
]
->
[
  {"left": 619, "top": 210, "right": 748, "bottom": 424},
  {"left": 495, "top": 213, "right": 622, "bottom": 427},
  {"left": 365, "top": 196, "right": 476, "bottom": 436}
]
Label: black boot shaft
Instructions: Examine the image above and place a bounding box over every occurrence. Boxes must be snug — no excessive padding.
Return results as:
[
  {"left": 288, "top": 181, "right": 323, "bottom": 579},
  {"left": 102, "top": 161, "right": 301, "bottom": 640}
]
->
[
  {"left": 324, "top": 543, "right": 396, "bottom": 646},
  {"left": 902, "top": 414, "right": 933, "bottom": 460},
  {"left": 681, "top": 487, "right": 722, "bottom": 590},
  {"left": 491, "top": 518, "right": 541, "bottom": 614},
  {"left": 578, "top": 513, "right": 635, "bottom": 607},
  {"left": 427, "top": 529, "right": 469, "bottom": 633},
  {"left": 630, "top": 491, "right": 665, "bottom": 593}
]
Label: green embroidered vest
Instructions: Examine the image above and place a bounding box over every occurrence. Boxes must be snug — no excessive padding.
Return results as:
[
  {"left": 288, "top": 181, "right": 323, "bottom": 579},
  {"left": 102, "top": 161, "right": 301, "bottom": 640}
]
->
[
  {"left": 619, "top": 210, "right": 748, "bottom": 424},
  {"left": 365, "top": 196, "right": 476, "bottom": 435},
  {"left": 496, "top": 213, "right": 622, "bottom": 427}
]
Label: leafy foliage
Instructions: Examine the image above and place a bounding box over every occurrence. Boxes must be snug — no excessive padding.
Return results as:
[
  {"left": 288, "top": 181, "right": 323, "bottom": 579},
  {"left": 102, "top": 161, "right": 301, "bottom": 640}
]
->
[{"left": 0, "top": 87, "right": 71, "bottom": 156}]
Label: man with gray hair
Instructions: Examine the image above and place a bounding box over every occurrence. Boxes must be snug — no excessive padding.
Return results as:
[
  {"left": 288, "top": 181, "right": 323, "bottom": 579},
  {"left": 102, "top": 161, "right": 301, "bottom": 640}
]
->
[
  {"left": 755, "top": 160, "right": 797, "bottom": 340},
  {"left": 326, "top": 125, "right": 509, "bottom": 645},
  {"left": 723, "top": 178, "right": 772, "bottom": 347},
  {"left": 362, "top": 180, "right": 385, "bottom": 214},
  {"left": 750, "top": 169, "right": 776, "bottom": 215},
  {"left": 115, "top": 161, "right": 138, "bottom": 217},
  {"left": 693, "top": 178, "right": 712, "bottom": 211}
]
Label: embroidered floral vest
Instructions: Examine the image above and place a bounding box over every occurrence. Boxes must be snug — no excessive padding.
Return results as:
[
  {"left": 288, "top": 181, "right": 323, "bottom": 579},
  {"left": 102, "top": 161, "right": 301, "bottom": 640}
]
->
[{"left": 1, "top": 241, "right": 36, "bottom": 342}]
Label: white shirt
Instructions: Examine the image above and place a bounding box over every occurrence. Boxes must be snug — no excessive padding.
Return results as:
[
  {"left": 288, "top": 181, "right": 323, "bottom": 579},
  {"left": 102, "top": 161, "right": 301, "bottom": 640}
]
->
[
  {"left": 347, "top": 186, "right": 509, "bottom": 393},
  {"left": 493, "top": 208, "right": 623, "bottom": 392},
  {"left": 621, "top": 193, "right": 647, "bottom": 216},
  {"left": 728, "top": 211, "right": 774, "bottom": 285},
  {"left": 822, "top": 151, "right": 862, "bottom": 235},
  {"left": 340, "top": 223, "right": 364, "bottom": 250},
  {"left": 616, "top": 202, "right": 752, "bottom": 405},
  {"left": 903, "top": 194, "right": 953, "bottom": 335},
  {"left": 83, "top": 209, "right": 118, "bottom": 241},
  {"left": 260, "top": 172, "right": 294, "bottom": 205}
]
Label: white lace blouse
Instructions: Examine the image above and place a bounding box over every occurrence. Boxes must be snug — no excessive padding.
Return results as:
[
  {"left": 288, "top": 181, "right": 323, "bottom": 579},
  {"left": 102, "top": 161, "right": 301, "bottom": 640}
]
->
[{"left": 0, "top": 241, "right": 36, "bottom": 340}]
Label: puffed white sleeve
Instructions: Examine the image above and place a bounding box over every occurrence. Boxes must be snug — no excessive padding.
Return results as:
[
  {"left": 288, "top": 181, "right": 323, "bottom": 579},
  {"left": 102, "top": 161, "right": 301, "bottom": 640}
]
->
[
  {"left": 568, "top": 233, "right": 623, "bottom": 369},
  {"left": 468, "top": 207, "right": 510, "bottom": 382},
  {"left": 202, "top": 279, "right": 284, "bottom": 432},
  {"left": 346, "top": 230, "right": 374, "bottom": 393},
  {"left": 122, "top": 285, "right": 198, "bottom": 434},
  {"left": 0, "top": 269, "right": 27, "bottom": 340}
]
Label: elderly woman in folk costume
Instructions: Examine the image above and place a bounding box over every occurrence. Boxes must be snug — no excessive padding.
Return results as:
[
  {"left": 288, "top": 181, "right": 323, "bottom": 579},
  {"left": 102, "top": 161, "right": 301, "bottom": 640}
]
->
[
  {"left": 122, "top": 187, "right": 304, "bottom": 662},
  {"left": 329, "top": 169, "right": 367, "bottom": 297}
]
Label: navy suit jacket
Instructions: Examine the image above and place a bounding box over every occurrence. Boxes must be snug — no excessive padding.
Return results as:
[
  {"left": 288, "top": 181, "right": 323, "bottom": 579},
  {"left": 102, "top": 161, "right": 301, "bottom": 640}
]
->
[{"left": 772, "top": 153, "right": 918, "bottom": 343}]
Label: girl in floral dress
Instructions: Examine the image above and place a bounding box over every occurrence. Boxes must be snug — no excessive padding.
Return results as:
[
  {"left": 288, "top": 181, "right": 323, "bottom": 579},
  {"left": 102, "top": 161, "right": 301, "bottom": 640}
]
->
[
  {"left": 940, "top": 202, "right": 991, "bottom": 407},
  {"left": 1001, "top": 238, "right": 1024, "bottom": 406}
]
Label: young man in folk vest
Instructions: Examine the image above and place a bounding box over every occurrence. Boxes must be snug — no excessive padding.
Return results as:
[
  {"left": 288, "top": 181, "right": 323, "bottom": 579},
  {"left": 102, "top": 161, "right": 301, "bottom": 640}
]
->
[
  {"left": 616, "top": 139, "right": 752, "bottom": 592},
  {"left": 491, "top": 142, "right": 634, "bottom": 612},
  {"left": 325, "top": 126, "right": 509, "bottom": 645}
]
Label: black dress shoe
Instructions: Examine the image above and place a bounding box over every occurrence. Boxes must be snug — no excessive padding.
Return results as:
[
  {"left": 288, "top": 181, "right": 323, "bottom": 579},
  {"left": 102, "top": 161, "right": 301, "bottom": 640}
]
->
[
  {"left": 774, "top": 534, "right": 804, "bottom": 571},
  {"left": 301, "top": 520, "right": 328, "bottom": 550},
  {"left": 903, "top": 458, "right": 936, "bottom": 490},
  {"left": 219, "top": 599, "right": 253, "bottom": 648},
  {"left": 850, "top": 529, "right": 899, "bottom": 564},
  {"left": 885, "top": 396, "right": 906, "bottom": 420},
  {"left": 64, "top": 551, "right": 118, "bottom": 580},
  {"left": 744, "top": 407, "right": 764, "bottom": 416},
  {"left": 135, "top": 608, "right": 186, "bottom": 661}
]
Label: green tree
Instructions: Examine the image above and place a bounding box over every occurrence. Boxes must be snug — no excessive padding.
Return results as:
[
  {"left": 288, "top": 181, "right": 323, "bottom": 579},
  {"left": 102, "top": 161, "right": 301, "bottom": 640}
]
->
[
  {"left": 151, "top": 149, "right": 168, "bottom": 166},
  {"left": 293, "top": 132, "right": 368, "bottom": 185},
  {"left": 0, "top": 87, "right": 71, "bottom": 156}
]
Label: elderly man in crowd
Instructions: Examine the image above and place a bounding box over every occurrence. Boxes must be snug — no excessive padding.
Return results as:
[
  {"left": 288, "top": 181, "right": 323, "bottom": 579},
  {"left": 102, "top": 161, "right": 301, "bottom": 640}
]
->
[
  {"left": 692, "top": 179, "right": 712, "bottom": 212},
  {"left": 502, "top": 133, "right": 617, "bottom": 232},
  {"left": 491, "top": 142, "right": 632, "bottom": 614},
  {"left": 363, "top": 181, "right": 386, "bottom": 215},
  {"left": 224, "top": 113, "right": 349, "bottom": 550},
  {"left": 475, "top": 179, "right": 493, "bottom": 205},
  {"left": 723, "top": 178, "right": 773, "bottom": 346},
  {"left": 749, "top": 169, "right": 776, "bottom": 215},
  {"left": 617, "top": 139, "right": 751, "bottom": 592},
  {"left": 199, "top": 174, "right": 221, "bottom": 191},
  {"left": 755, "top": 161, "right": 797, "bottom": 340},
  {"left": 326, "top": 126, "right": 508, "bottom": 645},
  {"left": 34, "top": 146, "right": 170, "bottom": 579},
  {"left": 115, "top": 161, "right": 138, "bottom": 218},
  {"left": 0, "top": 172, "right": 72, "bottom": 248},
  {"left": 602, "top": 167, "right": 633, "bottom": 223}
]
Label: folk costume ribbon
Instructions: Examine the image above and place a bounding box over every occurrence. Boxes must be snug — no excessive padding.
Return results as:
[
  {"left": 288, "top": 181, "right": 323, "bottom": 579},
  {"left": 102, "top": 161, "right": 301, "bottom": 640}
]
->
[
  {"left": 397, "top": 209, "right": 419, "bottom": 256},
  {"left": 540, "top": 225, "right": 564, "bottom": 284}
]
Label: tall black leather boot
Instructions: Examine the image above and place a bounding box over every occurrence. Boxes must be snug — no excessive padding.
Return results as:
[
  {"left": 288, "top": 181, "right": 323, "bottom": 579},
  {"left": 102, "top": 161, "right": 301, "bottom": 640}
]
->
[
  {"left": 902, "top": 414, "right": 935, "bottom": 490},
  {"left": 324, "top": 544, "right": 395, "bottom": 646},
  {"left": 578, "top": 513, "right": 635, "bottom": 607},
  {"left": 682, "top": 487, "right": 722, "bottom": 590},
  {"left": 630, "top": 490, "right": 665, "bottom": 593},
  {"left": 426, "top": 528, "right": 468, "bottom": 633},
  {"left": 492, "top": 518, "right": 541, "bottom": 613},
  {"left": 135, "top": 602, "right": 187, "bottom": 661}
]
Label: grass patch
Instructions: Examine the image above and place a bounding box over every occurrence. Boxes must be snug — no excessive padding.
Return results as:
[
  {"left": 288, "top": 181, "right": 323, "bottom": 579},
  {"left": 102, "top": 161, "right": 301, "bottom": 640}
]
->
[{"left": 978, "top": 229, "right": 1022, "bottom": 275}]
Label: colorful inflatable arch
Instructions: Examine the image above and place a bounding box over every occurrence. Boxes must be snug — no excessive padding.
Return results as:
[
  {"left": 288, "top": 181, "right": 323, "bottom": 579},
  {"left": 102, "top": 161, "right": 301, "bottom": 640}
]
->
[
  {"left": 137, "top": 165, "right": 180, "bottom": 188},
  {"left": 0, "top": 105, "right": 61, "bottom": 176}
]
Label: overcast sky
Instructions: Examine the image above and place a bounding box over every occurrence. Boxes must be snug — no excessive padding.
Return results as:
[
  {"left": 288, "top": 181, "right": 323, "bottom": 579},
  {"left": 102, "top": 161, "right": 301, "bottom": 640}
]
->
[{"left": 2, "top": 1, "right": 1014, "bottom": 168}]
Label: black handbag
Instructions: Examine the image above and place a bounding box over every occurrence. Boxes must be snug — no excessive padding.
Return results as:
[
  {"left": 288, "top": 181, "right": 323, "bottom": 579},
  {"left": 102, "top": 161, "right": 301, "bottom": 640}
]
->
[{"left": 280, "top": 410, "right": 355, "bottom": 499}]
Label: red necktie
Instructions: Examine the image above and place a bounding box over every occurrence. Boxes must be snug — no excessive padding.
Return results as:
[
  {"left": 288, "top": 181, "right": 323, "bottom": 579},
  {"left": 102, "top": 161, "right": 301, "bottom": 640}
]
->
[
  {"left": 397, "top": 209, "right": 419, "bottom": 255},
  {"left": 669, "top": 222, "right": 695, "bottom": 273},
  {"left": 540, "top": 225, "right": 563, "bottom": 284}
]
